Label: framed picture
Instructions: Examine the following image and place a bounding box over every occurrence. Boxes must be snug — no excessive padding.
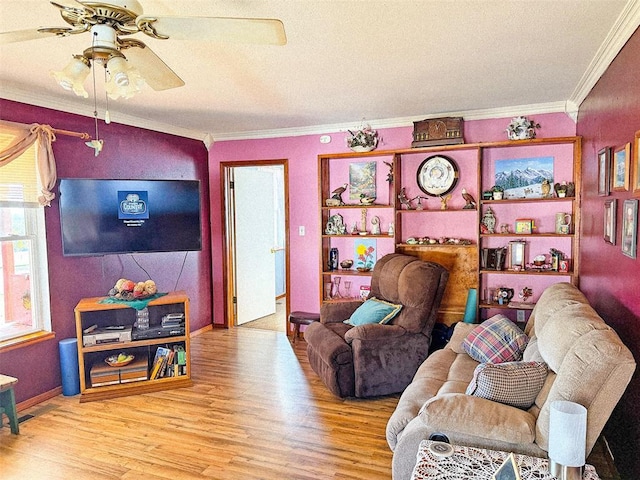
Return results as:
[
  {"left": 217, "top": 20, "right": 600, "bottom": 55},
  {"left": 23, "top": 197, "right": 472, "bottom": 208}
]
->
[
  {"left": 633, "top": 130, "right": 640, "bottom": 196},
  {"left": 494, "top": 157, "right": 553, "bottom": 199},
  {"left": 349, "top": 162, "right": 376, "bottom": 201},
  {"left": 604, "top": 199, "right": 616, "bottom": 245},
  {"left": 597, "top": 147, "right": 610, "bottom": 196},
  {"left": 491, "top": 452, "right": 521, "bottom": 480},
  {"left": 621, "top": 199, "right": 638, "bottom": 259},
  {"left": 612, "top": 143, "right": 631, "bottom": 191}
]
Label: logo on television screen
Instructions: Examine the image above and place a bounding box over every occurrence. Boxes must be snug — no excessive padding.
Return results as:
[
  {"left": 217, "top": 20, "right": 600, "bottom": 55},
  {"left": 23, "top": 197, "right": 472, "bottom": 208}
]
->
[{"left": 118, "top": 191, "right": 149, "bottom": 220}]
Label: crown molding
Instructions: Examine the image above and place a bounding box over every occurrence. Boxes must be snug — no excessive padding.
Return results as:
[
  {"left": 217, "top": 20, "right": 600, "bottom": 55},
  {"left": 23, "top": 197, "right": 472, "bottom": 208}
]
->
[
  {"left": 569, "top": 0, "right": 640, "bottom": 108},
  {"left": 0, "top": 87, "right": 207, "bottom": 142},
  {"left": 211, "top": 101, "right": 571, "bottom": 142}
]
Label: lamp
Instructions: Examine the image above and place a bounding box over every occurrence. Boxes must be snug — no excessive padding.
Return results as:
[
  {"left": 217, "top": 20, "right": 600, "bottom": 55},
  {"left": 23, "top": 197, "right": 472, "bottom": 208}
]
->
[
  {"left": 105, "top": 55, "right": 144, "bottom": 100},
  {"left": 51, "top": 24, "right": 145, "bottom": 101},
  {"left": 51, "top": 55, "right": 90, "bottom": 98},
  {"left": 548, "top": 400, "right": 587, "bottom": 480}
]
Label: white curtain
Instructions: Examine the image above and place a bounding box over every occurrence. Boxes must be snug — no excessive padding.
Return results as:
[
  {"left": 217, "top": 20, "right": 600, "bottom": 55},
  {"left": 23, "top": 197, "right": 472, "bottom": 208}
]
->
[{"left": 0, "top": 119, "right": 57, "bottom": 206}]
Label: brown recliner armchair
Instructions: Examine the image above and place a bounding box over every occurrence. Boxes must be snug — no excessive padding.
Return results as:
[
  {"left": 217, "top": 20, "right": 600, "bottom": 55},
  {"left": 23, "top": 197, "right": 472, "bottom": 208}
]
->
[{"left": 305, "top": 253, "right": 449, "bottom": 398}]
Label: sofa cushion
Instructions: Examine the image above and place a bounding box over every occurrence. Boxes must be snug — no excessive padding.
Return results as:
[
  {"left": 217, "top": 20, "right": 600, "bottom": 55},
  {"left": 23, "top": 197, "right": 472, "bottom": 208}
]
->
[
  {"left": 344, "top": 297, "right": 402, "bottom": 326},
  {"left": 462, "top": 315, "right": 528, "bottom": 363},
  {"left": 466, "top": 361, "right": 548, "bottom": 409},
  {"left": 419, "top": 393, "right": 537, "bottom": 445}
]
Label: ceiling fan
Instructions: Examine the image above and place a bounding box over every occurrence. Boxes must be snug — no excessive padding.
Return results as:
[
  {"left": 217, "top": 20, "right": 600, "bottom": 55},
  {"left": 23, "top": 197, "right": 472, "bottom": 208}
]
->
[{"left": 0, "top": 0, "right": 287, "bottom": 99}]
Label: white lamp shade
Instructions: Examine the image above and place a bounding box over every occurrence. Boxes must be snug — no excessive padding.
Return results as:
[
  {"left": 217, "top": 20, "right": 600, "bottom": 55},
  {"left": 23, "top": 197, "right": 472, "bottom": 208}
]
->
[
  {"left": 548, "top": 400, "right": 587, "bottom": 467},
  {"left": 106, "top": 56, "right": 145, "bottom": 100},
  {"left": 51, "top": 57, "right": 90, "bottom": 98}
]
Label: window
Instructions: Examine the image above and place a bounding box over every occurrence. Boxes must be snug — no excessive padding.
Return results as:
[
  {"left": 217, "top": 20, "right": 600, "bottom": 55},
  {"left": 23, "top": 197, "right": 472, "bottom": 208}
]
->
[{"left": 0, "top": 128, "right": 52, "bottom": 348}]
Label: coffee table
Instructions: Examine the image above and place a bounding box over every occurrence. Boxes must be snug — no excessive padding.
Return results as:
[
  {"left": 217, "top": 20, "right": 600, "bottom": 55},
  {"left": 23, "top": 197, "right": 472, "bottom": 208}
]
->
[{"left": 411, "top": 440, "right": 601, "bottom": 480}]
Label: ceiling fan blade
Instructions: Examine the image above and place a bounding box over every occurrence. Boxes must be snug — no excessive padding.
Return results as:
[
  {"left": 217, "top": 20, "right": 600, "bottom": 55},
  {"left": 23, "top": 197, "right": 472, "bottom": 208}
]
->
[
  {"left": 0, "top": 28, "right": 63, "bottom": 45},
  {"left": 123, "top": 41, "right": 185, "bottom": 91},
  {"left": 136, "top": 16, "right": 286, "bottom": 45}
]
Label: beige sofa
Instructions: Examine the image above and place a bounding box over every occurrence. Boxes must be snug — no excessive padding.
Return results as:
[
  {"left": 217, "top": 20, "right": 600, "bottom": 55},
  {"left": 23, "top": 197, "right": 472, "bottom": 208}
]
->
[{"left": 386, "top": 282, "right": 636, "bottom": 480}]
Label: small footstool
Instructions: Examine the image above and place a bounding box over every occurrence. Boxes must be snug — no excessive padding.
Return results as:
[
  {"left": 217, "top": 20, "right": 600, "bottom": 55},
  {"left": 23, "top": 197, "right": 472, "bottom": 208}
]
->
[
  {"left": 289, "top": 311, "right": 320, "bottom": 344},
  {"left": 0, "top": 374, "right": 19, "bottom": 434}
]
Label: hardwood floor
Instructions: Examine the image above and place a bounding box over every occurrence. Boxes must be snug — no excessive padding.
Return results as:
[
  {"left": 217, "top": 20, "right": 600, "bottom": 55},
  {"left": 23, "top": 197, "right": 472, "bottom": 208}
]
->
[
  {"left": 1, "top": 327, "right": 618, "bottom": 479},
  {"left": 0, "top": 328, "right": 399, "bottom": 479}
]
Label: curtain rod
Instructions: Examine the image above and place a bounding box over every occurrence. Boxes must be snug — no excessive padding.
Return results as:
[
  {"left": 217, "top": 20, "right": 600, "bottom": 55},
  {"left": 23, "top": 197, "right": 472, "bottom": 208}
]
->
[{"left": 51, "top": 127, "right": 91, "bottom": 140}]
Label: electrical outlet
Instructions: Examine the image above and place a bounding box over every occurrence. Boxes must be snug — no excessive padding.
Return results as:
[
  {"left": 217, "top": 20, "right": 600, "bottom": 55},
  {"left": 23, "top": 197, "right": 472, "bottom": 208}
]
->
[{"left": 299, "top": 226, "right": 305, "bottom": 236}]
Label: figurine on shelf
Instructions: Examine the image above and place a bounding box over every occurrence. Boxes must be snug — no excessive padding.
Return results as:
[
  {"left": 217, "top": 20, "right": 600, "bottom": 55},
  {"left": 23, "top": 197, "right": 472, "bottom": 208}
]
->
[
  {"left": 554, "top": 182, "right": 568, "bottom": 198},
  {"left": 461, "top": 189, "right": 476, "bottom": 209},
  {"left": 330, "top": 183, "right": 349, "bottom": 205},
  {"left": 440, "top": 194, "right": 452, "bottom": 210},
  {"left": 359, "top": 193, "right": 376, "bottom": 205},
  {"left": 388, "top": 222, "right": 394, "bottom": 236},
  {"left": 398, "top": 187, "right": 414, "bottom": 210},
  {"left": 519, "top": 287, "right": 533, "bottom": 302},
  {"left": 481, "top": 207, "right": 497, "bottom": 234},
  {"left": 541, "top": 179, "right": 552, "bottom": 198},
  {"left": 371, "top": 216, "right": 381, "bottom": 235}
]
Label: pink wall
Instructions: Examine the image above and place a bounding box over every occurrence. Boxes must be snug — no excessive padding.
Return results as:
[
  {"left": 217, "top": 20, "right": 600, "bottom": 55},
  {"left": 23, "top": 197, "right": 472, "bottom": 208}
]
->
[
  {"left": 576, "top": 26, "right": 640, "bottom": 478},
  {"left": 0, "top": 99, "right": 212, "bottom": 404},
  {"left": 208, "top": 113, "right": 576, "bottom": 326}
]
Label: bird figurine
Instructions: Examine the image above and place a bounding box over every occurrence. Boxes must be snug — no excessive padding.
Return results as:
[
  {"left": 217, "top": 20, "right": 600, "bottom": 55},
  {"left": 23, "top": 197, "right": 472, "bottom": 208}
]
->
[
  {"left": 359, "top": 193, "right": 376, "bottom": 205},
  {"left": 330, "top": 183, "right": 349, "bottom": 205},
  {"left": 541, "top": 179, "right": 551, "bottom": 198},
  {"left": 461, "top": 189, "right": 476, "bottom": 209},
  {"left": 398, "top": 187, "right": 414, "bottom": 210},
  {"left": 439, "top": 194, "right": 452, "bottom": 210}
]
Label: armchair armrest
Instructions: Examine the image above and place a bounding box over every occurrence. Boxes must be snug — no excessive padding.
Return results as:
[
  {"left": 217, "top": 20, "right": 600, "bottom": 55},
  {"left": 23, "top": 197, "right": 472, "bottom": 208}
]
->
[
  {"left": 344, "top": 323, "right": 406, "bottom": 343},
  {"left": 419, "top": 393, "right": 537, "bottom": 445},
  {"left": 320, "top": 300, "right": 362, "bottom": 324}
]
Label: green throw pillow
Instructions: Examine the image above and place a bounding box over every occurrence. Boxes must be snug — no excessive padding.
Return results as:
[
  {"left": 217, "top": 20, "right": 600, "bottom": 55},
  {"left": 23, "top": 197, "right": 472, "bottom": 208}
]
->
[{"left": 344, "top": 297, "right": 402, "bottom": 326}]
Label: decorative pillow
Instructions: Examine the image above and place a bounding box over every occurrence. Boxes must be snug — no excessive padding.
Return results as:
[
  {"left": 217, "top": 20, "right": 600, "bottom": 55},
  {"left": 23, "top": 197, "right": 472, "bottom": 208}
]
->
[
  {"left": 344, "top": 297, "right": 402, "bottom": 326},
  {"left": 462, "top": 315, "right": 528, "bottom": 363},
  {"left": 466, "top": 361, "right": 548, "bottom": 409}
]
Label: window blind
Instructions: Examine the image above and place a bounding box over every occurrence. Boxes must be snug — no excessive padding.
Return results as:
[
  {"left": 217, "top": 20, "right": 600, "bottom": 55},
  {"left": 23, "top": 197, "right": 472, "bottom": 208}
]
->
[{"left": 0, "top": 132, "right": 39, "bottom": 203}]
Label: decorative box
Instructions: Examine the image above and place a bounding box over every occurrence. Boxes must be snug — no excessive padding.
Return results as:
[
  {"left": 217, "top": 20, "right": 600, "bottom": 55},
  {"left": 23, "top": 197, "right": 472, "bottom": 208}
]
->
[
  {"left": 515, "top": 219, "right": 535, "bottom": 234},
  {"left": 412, "top": 117, "right": 464, "bottom": 148}
]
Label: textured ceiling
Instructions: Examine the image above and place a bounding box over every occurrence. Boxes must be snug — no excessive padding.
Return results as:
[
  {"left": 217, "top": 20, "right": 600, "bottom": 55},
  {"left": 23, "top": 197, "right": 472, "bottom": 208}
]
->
[{"left": 1, "top": 1, "right": 639, "bottom": 141}]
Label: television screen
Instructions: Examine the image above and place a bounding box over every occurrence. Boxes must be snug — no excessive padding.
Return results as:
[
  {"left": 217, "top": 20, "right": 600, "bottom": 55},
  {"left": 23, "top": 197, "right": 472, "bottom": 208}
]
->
[{"left": 59, "top": 179, "right": 202, "bottom": 256}]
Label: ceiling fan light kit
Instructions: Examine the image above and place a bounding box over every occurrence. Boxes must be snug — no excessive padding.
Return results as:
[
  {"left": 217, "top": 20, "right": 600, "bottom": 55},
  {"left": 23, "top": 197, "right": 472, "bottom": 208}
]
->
[{"left": 2, "top": 0, "right": 287, "bottom": 99}]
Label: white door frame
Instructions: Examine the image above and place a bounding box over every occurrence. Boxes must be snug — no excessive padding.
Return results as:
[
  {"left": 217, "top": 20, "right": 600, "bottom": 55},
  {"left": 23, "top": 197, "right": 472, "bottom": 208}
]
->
[{"left": 221, "top": 159, "right": 289, "bottom": 330}]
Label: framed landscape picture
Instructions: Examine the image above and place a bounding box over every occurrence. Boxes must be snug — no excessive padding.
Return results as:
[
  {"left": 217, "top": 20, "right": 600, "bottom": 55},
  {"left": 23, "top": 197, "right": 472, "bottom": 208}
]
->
[
  {"left": 621, "top": 199, "right": 638, "bottom": 259},
  {"left": 597, "top": 147, "right": 610, "bottom": 196},
  {"left": 612, "top": 143, "right": 631, "bottom": 192},
  {"left": 633, "top": 130, "right": 640, "bottom": 196}
]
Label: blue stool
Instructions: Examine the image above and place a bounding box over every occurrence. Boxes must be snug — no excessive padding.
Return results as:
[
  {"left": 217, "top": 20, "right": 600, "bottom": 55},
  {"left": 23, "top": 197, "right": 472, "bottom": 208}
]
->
[{"left": 0, "top": 374, "right": 19, "bottom": 434}]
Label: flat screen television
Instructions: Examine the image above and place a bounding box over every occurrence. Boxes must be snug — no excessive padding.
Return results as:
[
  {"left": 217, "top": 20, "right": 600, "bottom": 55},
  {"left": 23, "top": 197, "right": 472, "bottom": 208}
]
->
[{"left": 59, "top": 179, "right": 202, "bottom": 256}]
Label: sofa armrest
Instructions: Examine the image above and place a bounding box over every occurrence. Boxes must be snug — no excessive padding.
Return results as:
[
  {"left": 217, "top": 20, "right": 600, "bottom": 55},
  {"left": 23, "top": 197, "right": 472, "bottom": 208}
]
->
[
  {"left": 419, "top": 393, "right": 537, "bottom": 445},
  {"left": 344, "top": 323, "right": 406, "bottom": 343},
  {"left": 320, "top": 301, "right": 361, "bottom": 324}
]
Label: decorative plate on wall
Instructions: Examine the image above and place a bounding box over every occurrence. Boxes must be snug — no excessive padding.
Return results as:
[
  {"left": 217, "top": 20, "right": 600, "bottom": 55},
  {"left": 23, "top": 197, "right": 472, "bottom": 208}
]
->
[{"left": 416, "top": 155, "right": 459, "bottom": 196}]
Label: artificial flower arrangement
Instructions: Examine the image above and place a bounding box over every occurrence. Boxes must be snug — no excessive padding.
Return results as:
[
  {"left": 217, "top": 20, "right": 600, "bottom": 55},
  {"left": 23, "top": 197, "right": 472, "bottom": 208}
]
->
[
  {"left": 346, "top": 124, "right": 379, "bottom": 151},
  {"left": 506, "top": 116, "right": 541, "bottom": 140}
]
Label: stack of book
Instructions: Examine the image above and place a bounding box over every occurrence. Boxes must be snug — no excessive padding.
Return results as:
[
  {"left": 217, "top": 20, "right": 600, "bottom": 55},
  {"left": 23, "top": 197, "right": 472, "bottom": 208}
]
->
[{"left": 150, "top": 345, "right": 187, "bottom": 379}]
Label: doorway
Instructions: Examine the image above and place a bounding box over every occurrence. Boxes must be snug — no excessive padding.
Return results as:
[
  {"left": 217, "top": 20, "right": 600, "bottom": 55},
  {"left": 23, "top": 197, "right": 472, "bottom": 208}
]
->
[{"left": 221, "top": 160, "right": 289, "bottom": 334}]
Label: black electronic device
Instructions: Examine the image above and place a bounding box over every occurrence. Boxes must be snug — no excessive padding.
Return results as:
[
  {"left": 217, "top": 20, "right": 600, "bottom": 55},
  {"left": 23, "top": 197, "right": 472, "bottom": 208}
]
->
[
  {"left": 132, "top": 325, "right": 185, "bottom": 341},
  {"left": 59, "top": 179, "right": 201, "bottom": 256}
]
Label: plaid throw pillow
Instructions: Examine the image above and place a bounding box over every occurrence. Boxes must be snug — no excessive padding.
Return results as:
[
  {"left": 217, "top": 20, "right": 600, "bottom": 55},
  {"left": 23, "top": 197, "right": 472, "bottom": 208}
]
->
[
  {"left": 462, "top": 315, "right": 528, "bottom": 363},
  {"left": 466, "top": 361, "right": 548, "bottom": 409}
]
